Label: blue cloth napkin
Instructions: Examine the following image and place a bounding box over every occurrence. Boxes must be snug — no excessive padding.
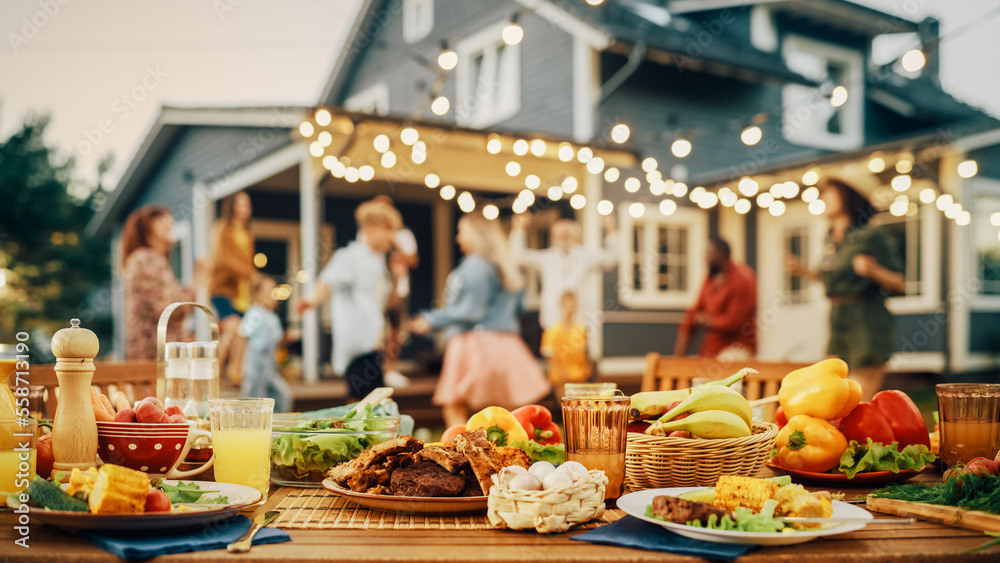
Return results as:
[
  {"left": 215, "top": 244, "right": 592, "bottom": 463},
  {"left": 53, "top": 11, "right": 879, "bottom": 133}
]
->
[
  {"left": 571, "top": 516, "right": 756, "bottom": 562},
  {"left": 76, "top": 514, "right": 290, "bottom": 560}
]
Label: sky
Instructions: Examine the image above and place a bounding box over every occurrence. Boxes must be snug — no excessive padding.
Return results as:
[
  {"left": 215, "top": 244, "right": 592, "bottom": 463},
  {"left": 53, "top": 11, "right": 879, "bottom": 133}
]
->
[{"left": 0, "top": 0, "right": 998, "bottom": 193}]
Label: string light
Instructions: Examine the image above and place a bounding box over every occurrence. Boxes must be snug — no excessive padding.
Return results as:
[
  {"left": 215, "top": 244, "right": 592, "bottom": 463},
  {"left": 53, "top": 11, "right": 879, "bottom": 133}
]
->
[
  {"left": 830, "top": 86, "right": 849, "bottom": 107},
  {"left": 628, "top": 202, "right": 645, "bottom": 218},
  {"left": 513, "top": 139, "right": 529, "bottom": 156},
  {"left": 322, "top": 155, "right": 338, "bottom": 170},
  {"left": 991, "top": 212, "right": 1000, "bottom": 226},
  {"left": 483, "top": 204, "right": 500, "bottom": 220},
  {"left": 646, "top": 170, "right": 662, "bottom": 183},
  {"left": 740, "top": 126, "right": 762, "bottom": 146},
  {"left": 502, "top": 17, "right": 524, "bottom": 45},
  {"left": 329, "top": 160, "right": 346, "bottom": 178},
  {"left": 437, "top": 44, "right": 458, "bottom": 70},
  {"left": 317, "top": 131, "right": 333, "bottom": 147},
  {"left": 373, "top": 134, "right": 390, "bottom": 152},
  {"left": 718, "top": 187, "right": 738, "bottom": 207},
  {"left": 956, "top": 211, "right": 971, "bottom": 226},
  {"left": 569, "top": 194, "right": 587, "bottom": 209},
  {"left": 958, "top": 160, "right": 978, "bottom": 178},
  {"left": 919, "top": 187, "right": 936, "bottom": 204},
  {"left": 604, "top": 167, "right": 620, "bottom": 182},
  {"left": 411, "top": 147, "right": 427, "bottom": 164},
  {"left": 734, "top": 198, "right": 751, "bottom": 215},
  {"left": 530, "top": 139, "right": 546, "bottom": 156},
  {"left": 486, "top": 137, "right": 502, "bottom": 154},
  {"left": 344, "top": 166, "right": 360, "bottom": 183},
  {"left": 525, "top": 174, "right": 541, "bottom": 190},
  {"left": 808, "top": 199, "right": 826, "bottom": 215},
  {"left": 610, "top": 123, "right": 630, "bottom": 143},
  {"left": 597, "top": 200, "right": 614, "bottom": 216},
  {"left": 895, "top": 159, "right": 913, "bottom": 174},
  {"left": 689, "top": 186, "right": 706, "bottom": 204},
  {"left": 512, "top": 199, "right": 528, "bottom": 214},
  {"left": 518, "top": 189, "right": 535, "bottom": 206},
  {"left": 557, "top": 143, "right": 574, "bottom": 161},
  {"left": 642, "top": 157, "right": 658, "bottom": 172},
  {"left": 672, "top": 182, "right": 688, "bottom": 197},
  {"left": 458, "top": 191, "right": 476, "bottom": 212},
  {"left": 891, "top": 174, "right": 912, "bottom": 191},
  {"left": 738, "top": 177, "right": 758, "bottom": 197},
  {"left": 562, "top": 176, "right": 578, "bottom": 193},
  {"left": 424, "top": 173, "right": 440, "bottom": 188},
  {"left": 315, "top": 109, "right": 332, "bottom": 126},
  {"left": 782, "top": 181, "right": 800, "bottom": 198},
  {"left": 309, "top": 142, "right": 324, "bottom": 157},
  {"left": 698, "top": 192, "right": 719, "bottom": 209},
  {"left": 802, "top": 186, "right": 820, "bottom": 203},
  {"left": 769, "top": 200, "right": 786, "bottom": 216},
  {"left": 756, "top": 192, "right": 774, "bottom": 208},
  {"left": 440, "top": 185, "right": 456, "bottom": 200},
  {"left": 380, "top": 151, "right": 397, "bottom": 168},
  {"left": 659, "top": 199, "right": 677, "bottom": 216},
  {"left": 901, "top": 49, "right": 926, "bottom": 72},
  {"left": 801, "top": 170, "right": 819, "bottom": 186},
  {"left": 358, "top": 165, "right": 375, "bottom": 181},
  {"left": 577, "top": 147, "right": 593, "bottom": 163},
  {"left": 624, "top": 177, "right": 641, "bottom": 193},
  {"left": 298, "top": 122, "right": 314, "bottom": 137},
  {"left": 649, "top": 179, "right": 666, "bottom": 195},
  {"left": 769, "top": 183, "right": 783, "bottom": 198},
  {"left": 431, "top": 96, "right": 450, "bottom": 116},
  {"left": 945, "top": 202, "right": 962, "bottom": 219},
  {"left": 400, "top": 127, "right": 419, "bottom": 145},
  {"left": 890, "top": 197, "right": 909, "bottom": 217},
  {"left": 936, "top": 194, "right": 953, "bottom": 211},
  {"left": 505, "top": 161, "right": 521, "bottom": 176},
  {"left": 868, "top": 156, "right": 886, "bottom": 173},
  {"left": 671, "top": 138, "right": 692, "bottom": 158},
  {"left": 586, "top": 156, "right": 605, "bottom": 174},
  {"left": 547, "top": 186, "right": 563, "bottom": 200}
]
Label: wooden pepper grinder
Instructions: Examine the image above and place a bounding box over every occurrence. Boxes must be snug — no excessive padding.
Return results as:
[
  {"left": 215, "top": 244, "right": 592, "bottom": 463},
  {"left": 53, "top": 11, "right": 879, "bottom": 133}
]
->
[{"left": 51, "top": 318, "right": 100, "bottom": 471}]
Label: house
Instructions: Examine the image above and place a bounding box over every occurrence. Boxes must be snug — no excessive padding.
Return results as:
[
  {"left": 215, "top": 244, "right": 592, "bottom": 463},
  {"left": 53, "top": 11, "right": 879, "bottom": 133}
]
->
[{"left": 89, "top": 0, "right": 1000, "bottom": 382}]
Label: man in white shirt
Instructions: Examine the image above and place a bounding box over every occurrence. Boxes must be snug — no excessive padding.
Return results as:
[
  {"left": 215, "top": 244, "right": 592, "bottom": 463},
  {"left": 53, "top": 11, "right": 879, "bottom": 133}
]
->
[{"left": 509, "top": 214, "right": 619, "bottom": 341}]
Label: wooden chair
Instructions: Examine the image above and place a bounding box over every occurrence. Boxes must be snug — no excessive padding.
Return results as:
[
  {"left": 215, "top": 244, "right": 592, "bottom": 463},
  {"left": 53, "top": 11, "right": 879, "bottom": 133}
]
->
[
  {"left": 26, "top": 360, "right": 158, "bottom": 419},
  {"left": 641, "top": 353, "right": 810, "bottom": 422}
]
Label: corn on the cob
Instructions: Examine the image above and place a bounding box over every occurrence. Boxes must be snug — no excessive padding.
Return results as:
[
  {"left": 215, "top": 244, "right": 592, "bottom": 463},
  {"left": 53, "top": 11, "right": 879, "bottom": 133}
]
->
[
  {"left": 66, "top": 467, "right": 99, "bottom": 498},
  {"left": 88, "top": 464, "right": 150, "bottom": 514},
  {"left": 712, "top": 475, "right": 779, "bottom": 513},
  {"left": 775, "top": 484, "right": 833, "bottom": 529}
]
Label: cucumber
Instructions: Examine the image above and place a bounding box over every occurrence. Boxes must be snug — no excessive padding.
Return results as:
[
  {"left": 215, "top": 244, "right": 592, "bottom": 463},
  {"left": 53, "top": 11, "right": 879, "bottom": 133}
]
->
[{"left": 27, "top": 476, "right": 88, "bottom": 512}]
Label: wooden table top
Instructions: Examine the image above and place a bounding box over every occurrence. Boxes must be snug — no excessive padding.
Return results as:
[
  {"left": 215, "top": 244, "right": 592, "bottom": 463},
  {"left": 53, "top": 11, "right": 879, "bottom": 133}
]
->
[{"left": 3, "top": 467, "right": 997, "bottom": 563}]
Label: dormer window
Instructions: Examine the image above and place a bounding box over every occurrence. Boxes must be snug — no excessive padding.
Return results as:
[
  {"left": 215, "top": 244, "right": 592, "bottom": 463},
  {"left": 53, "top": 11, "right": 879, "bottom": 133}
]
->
[
  {"left": 781, "top": 35, "right": 864, "bottom": 151},
  {"left": 455, "top": 20, "right": 521, "bottom": 128},
  {"left": 402, "top": 0, "right": 433, "bottom": 44}
]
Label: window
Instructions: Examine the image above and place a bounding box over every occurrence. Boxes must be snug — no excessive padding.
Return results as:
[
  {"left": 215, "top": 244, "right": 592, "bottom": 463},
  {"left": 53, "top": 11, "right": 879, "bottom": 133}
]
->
[
  {"left": 783, "top": 226, "right": 809, "bottom": 304},
  {"left": 455, "top": 21, "right": 521, "bottom": 128},
  {"left": 344, "top": 82, "right": 389, "bottom": 115},
  {"left": 781, "top": 35, "right": 864, "bottom": 151},
  {"left": 619, "top": 204, "right": 706, "bottom": 309},
  {"left": 879, "top": 212, "right": 923, "bottom": 297},
  {"left": 402, "top": 0, "right": 433, "bottom": 44},
  {"left": 973, "top": 186, "right": 1000, "bottom": 296}
]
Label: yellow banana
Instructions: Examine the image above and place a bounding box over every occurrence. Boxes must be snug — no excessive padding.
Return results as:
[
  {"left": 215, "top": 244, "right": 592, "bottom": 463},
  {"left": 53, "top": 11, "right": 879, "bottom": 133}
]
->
[
  {"left": 629, "top": 367, "right": 757, "bottom": 420},
  {"left": 647, "top": 410, "right": 752, "bottom": 439},
  {"left": 658, "top": 385, "right": 753, "bottom": 428}
]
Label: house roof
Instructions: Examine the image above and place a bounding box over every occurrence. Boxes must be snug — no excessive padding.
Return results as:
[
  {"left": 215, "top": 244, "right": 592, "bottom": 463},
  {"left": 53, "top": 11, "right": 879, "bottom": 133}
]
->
[
  {"left": 85, "top": 106, "right": 309, "bottom": 237},
  {"left": 867, "top": 71, "right": 999, "bottom": 123},
  {"left": 668, "top": 0, "right": 919, "bottom": 36}
]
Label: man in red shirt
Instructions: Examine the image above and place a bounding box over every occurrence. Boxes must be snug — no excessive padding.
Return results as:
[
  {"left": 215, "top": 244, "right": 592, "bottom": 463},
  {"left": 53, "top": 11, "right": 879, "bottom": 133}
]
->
[{"left": 674, "top": 238, "right": 757, "bottom": 359}]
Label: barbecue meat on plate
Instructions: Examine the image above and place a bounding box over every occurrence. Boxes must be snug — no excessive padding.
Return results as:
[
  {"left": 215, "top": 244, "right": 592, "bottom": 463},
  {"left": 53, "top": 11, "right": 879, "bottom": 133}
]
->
[
  {"left": 390, "top": 461, "right": 466, "bottom": 497},
  {"left": 650, "top": 495, "right": 732, "bottom": 524}
]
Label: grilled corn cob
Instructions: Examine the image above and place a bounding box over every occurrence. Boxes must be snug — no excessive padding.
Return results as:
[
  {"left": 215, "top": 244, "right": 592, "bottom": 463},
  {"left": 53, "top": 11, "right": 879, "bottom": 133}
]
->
[
  {"left": 712, "top": 475, "right": 779, "bottom": 513},
  {"left": 66, "top": 467, "right": 100, "bottom": 498},
  {"left": 775, "top": 484, "right": 833, "bottom": 529},
  {"left": 88, "top": 464, "right": 150, "bottom": 514}
]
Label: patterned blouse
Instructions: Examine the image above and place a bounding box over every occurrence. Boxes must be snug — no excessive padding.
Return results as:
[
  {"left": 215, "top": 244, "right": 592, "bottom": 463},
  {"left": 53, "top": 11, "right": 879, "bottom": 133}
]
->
[{"left": 123, "top": 247, "right": 195, "bottom": 360}]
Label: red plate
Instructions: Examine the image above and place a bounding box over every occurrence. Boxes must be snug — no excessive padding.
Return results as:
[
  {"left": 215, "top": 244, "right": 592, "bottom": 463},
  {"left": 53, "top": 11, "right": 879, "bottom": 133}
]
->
[{"left": 766, "top": 462, "right": 922, "bottom": 484}]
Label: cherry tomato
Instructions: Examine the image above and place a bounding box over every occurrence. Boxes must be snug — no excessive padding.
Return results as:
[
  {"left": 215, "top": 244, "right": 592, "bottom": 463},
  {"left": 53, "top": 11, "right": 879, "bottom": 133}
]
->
[
  {"left": 144, "top": 489, "right": 172, "bottom": 513},
  {"left": 36, "top": 433, "right": 54, "bottom": 479}
]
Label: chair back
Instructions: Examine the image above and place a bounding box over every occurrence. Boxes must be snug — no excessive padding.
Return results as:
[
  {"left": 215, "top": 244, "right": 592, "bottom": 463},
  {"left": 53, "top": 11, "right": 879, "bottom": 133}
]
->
[{"left": 27, "top": 360, "right": 158, "bottom": 419}]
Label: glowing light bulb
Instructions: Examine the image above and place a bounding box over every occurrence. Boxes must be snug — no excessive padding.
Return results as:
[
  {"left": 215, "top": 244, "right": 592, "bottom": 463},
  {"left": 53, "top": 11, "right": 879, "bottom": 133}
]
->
[
  {"left": 610, "top": 123, "right": 630, "bottom": 143},
  {"left": 547, "top": 186, "right": 563, "bottom": 200},
  {"left": 672, "top": 182, "right": 688, "bottom": 198},
  {"left": 561, "top": 176, "right": 578, "bottom": 193},
  {"left": 525, "top": 174, "right": 541, "bottom": 190},
  {"left": 512, "top": 139, "right": 528, "bottom": 156},
  {"left": 868, "top": 157, "right": 886, "bottom": 173},
  {"left": 483, "top": 204, "right": 499, "bottom": 220},
  {"left": 309, "top": 142, "right": 324, "bottom": 157},
  {"left": 659, "top": 199, "right": 677, "bottom": 216},
  {"left": 438, "top": 48, "right": 458, "bottom": 70},
  {"left": 891, "top": 175, "right": 911, "bottom": 191},
  {"left": 738, "top": 177, "right": 758, "bottom": 197},
  {"left": 586, "top": 156, "right": 605, "bottom": 174},
  {"left": 671, "top": 138, "right": 692, "bottom": 158},
  {"left": 373, "top": 134, "right": 390, "bottom": 153},
  {"left": 958, "top": 160, "right": 978, "bottom": 178},
  {"left": 518, "top": 189, "right": 535, "bottom": 206},
  {"left": 604, "top": 167, "right": 620, "bottom": 182},
  {"left": 299, "top": 121, "right": 314, "bottom": 137},
  {"left": 901, "top": 49, "right": 925, "bottom": 72},
  {"left": 756, "top": 192, "right": 773, "bottom": 208},
  {"left": 557, "top": 143, "right": 574, "bottom": 162},
  {"left": 642, "top": 157, "right": 658, "bottom": 172},
  {"left": 505, "top": 161, "right": 521, "bottom": 176},
  {"left": 457, "top": 191, "right": 476, "bottom": 213},
  {"left": 400, "top": 127, "right": 419, "bottom": 145},
  {"left": 936, "top": 194, "right": 953, "bottom": 211},
  {"left": 431, "top": 96, "right": 450, "bottom": 116},
  {"left": 624, "top": 177, "right": 641, "bottom": 193},
  {"left": 569, "top": 194, "right": 586, "bottom": 209},
  {"left": 381, "top": 151, "right": 397, "bottom": 168},
  {"left": 895, "top": 159, "right": 913, "bottom": 174},
  {"left": 315, "top": 109, "right": 332, "bottom": 126},
  {"left": 769, "top": 200, "right": 786, "bottom": 216},
  {"left": 439, "top": 185, "right": 456, "bottom": 200},
  {"left": 740, "top": 126, "right": 762, "bottom": 146},
  {"left": 424, "top": 173, "right": 440, "bottom": 188},
  {"left": 358, "top": 165, "right": 375, "bottom": 181},
  {"left": 577, "top": 147, "right": 593, "bottom": 163},
  {"left": 597, "top": 200, "right": 614, "bottom": 216},
  {"left": 502, "top": 21, "right": 523, "bottom": 45},
  {"left": 801, "top": 170, "right": 819, "bottom": 186},
  {"left": 530, "top": 139, "right": 546, "bottom": 156},
  {"left": 734, "top": 198, "right": 752, "bottom": 215},
  {"left": 628, "top": 202, "right": 645, "bottom": 218},
  {"left": 808, "top": 199, "right": 826, "bottom": 215},
  {"left": 830, "top": 86, "right": 848, "bottom": 107},
  {"left": 697, "top": 192, "right": 718, "bottom": 209},
  {"left": 919, "top": 188, "right": 936, "bottom": 204},
  {"left": 802, "top": 186, "right": 820, "bottom": 203}
]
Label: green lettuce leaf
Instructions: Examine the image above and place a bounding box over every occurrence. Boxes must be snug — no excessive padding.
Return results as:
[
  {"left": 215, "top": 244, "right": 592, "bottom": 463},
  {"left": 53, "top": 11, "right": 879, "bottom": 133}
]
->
[
  {"left": 155, "top": 480, "right": 227, "bottom": 504},
  {"left": 270, "top": 407, "right": 390, "bottom": 480},
  {"left": 510, "top": 440, "right": 566, "bottom": 466},
  {"left": 837, "top": 438, "right": 936, "bottom": 478}
]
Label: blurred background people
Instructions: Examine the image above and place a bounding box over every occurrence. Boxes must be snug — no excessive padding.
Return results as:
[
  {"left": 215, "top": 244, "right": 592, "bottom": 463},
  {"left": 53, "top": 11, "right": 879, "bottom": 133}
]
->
[
  {"left": 675, "top": 238, "right": 757, "bottom": 361},
  {"left": 540, "top": 291, "right": 592, "bottom": 401},
  {"left": 411, "top": 215, "right": 550, "bottom": 428},
  {"left": 209, "top": 191, "right": 257, "bottom": 385},
  {"left": 121, "top": 205, "right": 203, "bottom": 359},
  {"left": 237, "top": 274, "right": 293, "bottom": 413},
  {"left": 786, "top": 177, "right": 904, "bottom": 400},
  {"left": 297, "top": 198, "right": 401, "bottom": 399},
  {"left": 509, "top": 213, "right": 618, "bottom": 333}
]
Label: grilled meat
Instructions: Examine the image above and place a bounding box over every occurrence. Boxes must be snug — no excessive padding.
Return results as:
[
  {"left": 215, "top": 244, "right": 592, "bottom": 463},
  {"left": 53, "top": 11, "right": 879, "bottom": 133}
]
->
[
  {"left": 390, "top": 461, "right": 466, "bottom": 497},
  {"left": 651, "top": 495, "right": 732, "bottom": 525}
]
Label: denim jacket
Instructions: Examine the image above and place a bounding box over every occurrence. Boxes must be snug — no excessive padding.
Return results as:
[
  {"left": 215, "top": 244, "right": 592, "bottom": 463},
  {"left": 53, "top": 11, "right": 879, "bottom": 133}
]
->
[{"left": 421, "top": 255, "right": 521, "bottom": 338}]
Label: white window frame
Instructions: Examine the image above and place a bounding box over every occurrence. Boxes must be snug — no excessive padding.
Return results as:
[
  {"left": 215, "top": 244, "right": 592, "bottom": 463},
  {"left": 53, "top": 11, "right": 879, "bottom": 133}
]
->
[
  {"left": 969, "top": 176, "right": 1000, "bottom": 310},
  {"left": 455, "top": 20, "right": 521, "bottom": 128},
  {"left": 618, "top": 203, "right": 707, "bottom": 309},
  {"left": 344, "top": 82, "right": 390, "bottom": 115},
  {"left": 883, "top": 193, "right": 942, "bottom": 315},
  {"left": 402, "top": 0, "right": 434, "bottom": 44},
  {"left": 781, "top": 35, "right": 864, "bottom": 151},
  {"left": 252, "top": 219, "right": 335, "bottom": 326}
]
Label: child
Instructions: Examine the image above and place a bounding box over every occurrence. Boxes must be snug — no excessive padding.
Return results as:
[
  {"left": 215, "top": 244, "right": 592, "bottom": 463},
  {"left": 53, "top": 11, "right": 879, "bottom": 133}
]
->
[
  {"left": 297, "top": 198, "right": 401, "bottom": 398},
  {"left": 238, "top": 274, "right": 293, "bottom": 412},
  {"left": 541, "top": 291, "right": 592, "bottom": 400}
]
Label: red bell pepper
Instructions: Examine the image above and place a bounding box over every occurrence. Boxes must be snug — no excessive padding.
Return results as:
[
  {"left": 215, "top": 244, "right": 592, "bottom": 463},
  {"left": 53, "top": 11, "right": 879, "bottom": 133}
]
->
[
  {"left": 838, "top": 402, "right": 896, "bottom": 445},
  {"left": 774, "top": 406, "right": 788, "bottom": 429},
  {"left": 511, "top": 405, "right": 562, "bottom": 446},
  {"left": 871, "top": 390, "right": 931, "bottom": 448}
]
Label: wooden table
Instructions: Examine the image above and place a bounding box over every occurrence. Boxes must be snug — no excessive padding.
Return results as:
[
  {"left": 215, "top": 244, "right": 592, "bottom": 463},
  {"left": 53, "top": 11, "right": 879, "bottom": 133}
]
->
[{"left": 3, "top": 467, "right": 997, "bottom": 562}]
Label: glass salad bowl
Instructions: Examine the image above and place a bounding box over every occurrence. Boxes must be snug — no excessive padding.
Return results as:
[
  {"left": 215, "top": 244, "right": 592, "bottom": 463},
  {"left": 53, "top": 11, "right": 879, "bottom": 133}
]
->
[{"left": 269, "top": 414, "right": 400, "bottom": 487}]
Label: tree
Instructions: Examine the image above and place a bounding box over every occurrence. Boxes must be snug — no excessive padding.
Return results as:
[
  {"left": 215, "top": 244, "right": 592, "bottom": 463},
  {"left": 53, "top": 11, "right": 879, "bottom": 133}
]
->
[{"left": 0, "top": 116, "right": 112, "bottom": 354}]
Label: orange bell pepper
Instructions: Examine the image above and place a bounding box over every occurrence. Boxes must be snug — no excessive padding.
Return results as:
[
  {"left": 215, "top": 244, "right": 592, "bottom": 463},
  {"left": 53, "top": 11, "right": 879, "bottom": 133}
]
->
[
  {"left": 465, "top": 406, "right": 528, "bottom": 447},
  {"left": 775, "top": 414, "right": 849, "bottom": 473},
  {"left": 778, "top": 358, "right": 861, "bottom": 420}
]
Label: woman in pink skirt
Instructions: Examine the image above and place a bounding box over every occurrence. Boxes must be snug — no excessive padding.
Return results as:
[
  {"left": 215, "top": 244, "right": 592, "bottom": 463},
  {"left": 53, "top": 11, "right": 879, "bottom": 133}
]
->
[{"left": 410, "top": 215, "right": 551, "bottom": 427}]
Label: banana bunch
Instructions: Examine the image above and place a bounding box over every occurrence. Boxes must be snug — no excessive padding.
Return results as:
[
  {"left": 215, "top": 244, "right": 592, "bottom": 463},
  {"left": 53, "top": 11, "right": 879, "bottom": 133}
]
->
[{"left": 631, "top": 368, "right": 756, "bottom": 440}]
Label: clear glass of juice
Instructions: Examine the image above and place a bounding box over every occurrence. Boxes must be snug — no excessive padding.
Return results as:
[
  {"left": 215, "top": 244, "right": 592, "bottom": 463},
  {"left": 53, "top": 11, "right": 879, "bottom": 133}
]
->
[
  {"left": 209, "top": 398, "right": 273, "bottom": 501},
  {"left": 563, "top": 382, "right": 617, "bottom": 398},
  {"left": 561, "top": 392, "right": 629, "bottom": 503},
  {"left": 936, "top": 384, "right": 1000, "bottom": 470},
  {"left": 1, "top": 418, "right": 37, "bottom": 494}
]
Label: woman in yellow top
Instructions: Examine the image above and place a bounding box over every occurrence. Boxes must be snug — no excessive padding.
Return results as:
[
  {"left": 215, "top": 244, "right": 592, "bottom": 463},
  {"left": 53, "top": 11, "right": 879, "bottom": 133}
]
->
[
  {"left": 209, "top": 191, "right": 257, "bottom": 383},
  {"left": 541, "top": 291, "right": 592, "bottom": 401}
]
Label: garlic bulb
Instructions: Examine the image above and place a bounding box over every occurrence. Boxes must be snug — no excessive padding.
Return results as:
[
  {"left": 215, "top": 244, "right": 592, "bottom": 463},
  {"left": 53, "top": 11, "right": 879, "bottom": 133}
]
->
[
  {"left": 498, "top": 465, "right": 528, "bottom": 487},
  {"left": 508, "top": 474, "right": 542, "bottom": 491}
]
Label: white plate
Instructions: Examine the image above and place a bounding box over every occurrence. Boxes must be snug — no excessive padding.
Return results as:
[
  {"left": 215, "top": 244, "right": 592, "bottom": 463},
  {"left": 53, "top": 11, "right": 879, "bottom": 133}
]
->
[
  {"left": 8, "top": 480, "right": 262, "bottom": 532},
  {"left": 616, "top": 487, "right": 873, "bottom": 546},
  {"left": 321, "top": 479, "right": 487, "bottom": 515}
]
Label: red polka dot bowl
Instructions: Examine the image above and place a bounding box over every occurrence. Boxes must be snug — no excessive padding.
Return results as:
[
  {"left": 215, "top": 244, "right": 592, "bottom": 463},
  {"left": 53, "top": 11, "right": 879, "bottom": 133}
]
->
[{"left": 97, "top": 421, "right": 214, "bottom": 478}]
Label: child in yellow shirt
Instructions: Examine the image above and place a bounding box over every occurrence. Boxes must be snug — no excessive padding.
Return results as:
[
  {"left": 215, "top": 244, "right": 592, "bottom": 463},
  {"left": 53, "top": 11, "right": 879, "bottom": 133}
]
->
[{"left": 541, "top": 292, "right": 592, "bottom": 400}]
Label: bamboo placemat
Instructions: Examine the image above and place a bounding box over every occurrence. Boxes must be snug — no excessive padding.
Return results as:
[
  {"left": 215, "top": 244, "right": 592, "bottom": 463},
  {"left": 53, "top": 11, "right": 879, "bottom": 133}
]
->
[{"left": 273, "top": 489, "right": 625, "bottom": 530}]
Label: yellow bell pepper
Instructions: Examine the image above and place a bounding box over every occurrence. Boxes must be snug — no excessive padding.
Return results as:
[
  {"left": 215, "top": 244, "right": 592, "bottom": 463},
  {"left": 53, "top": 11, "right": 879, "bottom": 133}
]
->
[
  {"left": 774, "top": 414, "right": 849, "bottom": 473},
  {"left": 465, "top": 406, "right": 528, "bottom": 446},
  {"left": 777, "top": 358, "right": 861, "bottom": 420}
]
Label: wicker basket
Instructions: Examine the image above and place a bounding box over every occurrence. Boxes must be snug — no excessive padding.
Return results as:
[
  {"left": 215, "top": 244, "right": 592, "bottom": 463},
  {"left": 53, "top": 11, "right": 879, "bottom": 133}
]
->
[
  {"left": 487, "top": 469, "right": 607, "bottom": 533},
  {"left": 625, "top": 421, "right": 779, "bottom": 490}
]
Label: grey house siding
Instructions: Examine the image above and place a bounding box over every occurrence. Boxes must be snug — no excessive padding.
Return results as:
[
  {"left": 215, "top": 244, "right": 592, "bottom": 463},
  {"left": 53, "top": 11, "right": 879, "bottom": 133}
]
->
[{"left": 334, "top": 0, "right": 574, "bottom": 137}]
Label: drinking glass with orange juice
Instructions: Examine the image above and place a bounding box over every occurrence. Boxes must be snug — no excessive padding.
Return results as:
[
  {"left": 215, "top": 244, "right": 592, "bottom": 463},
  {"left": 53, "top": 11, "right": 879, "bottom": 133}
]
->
[
  {"left": 936, "top": 384, "right": 1000, "bottom": 469},
  {"left": 561, "top": 392, "right": 629, "bottom": 502},
  {"left": 209, "top": 398, "right": 273, "bottom": 500}
]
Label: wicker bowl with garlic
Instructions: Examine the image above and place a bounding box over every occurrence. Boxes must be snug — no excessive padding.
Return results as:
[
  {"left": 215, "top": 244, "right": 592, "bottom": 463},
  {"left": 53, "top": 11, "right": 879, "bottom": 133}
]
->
[{"left": 487, "top": 461, "right": 608, "bottom": 533}]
